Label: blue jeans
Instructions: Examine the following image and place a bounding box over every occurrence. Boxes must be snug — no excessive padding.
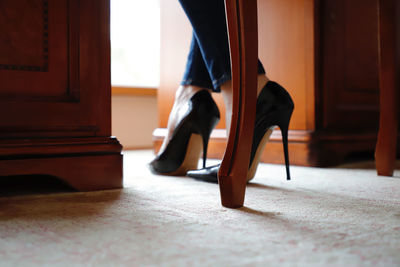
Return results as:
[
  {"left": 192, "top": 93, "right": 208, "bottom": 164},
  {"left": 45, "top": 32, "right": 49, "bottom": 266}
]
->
[{"left": 179, "top": 0, "right": 266, "bottom": 92}]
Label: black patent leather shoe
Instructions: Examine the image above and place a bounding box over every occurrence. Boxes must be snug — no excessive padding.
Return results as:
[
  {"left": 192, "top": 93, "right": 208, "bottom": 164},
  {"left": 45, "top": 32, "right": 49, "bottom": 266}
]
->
[
  {"left": 188, "top": 164, "right": 219, "bottom": 183},
  {"left": 187, "top": 81, "right": 294, "bottom": 182},
  {"left": 149, "top": 90, "right": 220, "bottom": 176}
]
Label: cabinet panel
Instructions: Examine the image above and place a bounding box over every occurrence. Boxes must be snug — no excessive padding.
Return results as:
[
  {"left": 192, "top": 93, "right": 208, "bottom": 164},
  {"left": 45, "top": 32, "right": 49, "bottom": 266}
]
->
[
  {"left": 0, "top": 0, "right": 107, "bottom": 138},
  {"left": 321, "top": 0, "right": 380, "bottom": 130},
  {"left": 0, "top": 0, "right": 46, "bottom": 68},
  {"left": 0, "top": 0, "right": 73, "bottom": 98}
]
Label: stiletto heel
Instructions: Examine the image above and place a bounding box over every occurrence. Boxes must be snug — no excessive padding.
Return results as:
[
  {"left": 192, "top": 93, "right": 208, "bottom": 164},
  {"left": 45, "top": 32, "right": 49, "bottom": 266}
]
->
[
  {"left": 276, "top": 109, "right": 293, "bottom": 181},
  {"left": 187, "top": 81, "right": 294, "bottom": 182},
  {"left": 149, "top": 90, "right": 220, "bottom": 175},
  {"left": 201, "top": 133, "right": 210, "bottom": 168}
]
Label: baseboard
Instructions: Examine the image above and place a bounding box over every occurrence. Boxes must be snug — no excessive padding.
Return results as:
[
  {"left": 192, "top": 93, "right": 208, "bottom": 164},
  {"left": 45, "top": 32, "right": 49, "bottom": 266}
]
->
[
  {"left": 153, "top": 128, "right": 378, "bottom": 167},
  {"left": 153, "top": 128, "right": 314, "bottom": 166}
]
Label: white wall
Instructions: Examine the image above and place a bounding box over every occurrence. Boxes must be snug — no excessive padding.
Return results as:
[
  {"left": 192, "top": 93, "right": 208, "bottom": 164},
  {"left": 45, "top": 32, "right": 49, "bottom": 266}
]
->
[{"left": 112, "top": 95, "right": 158, "bottom": 150}]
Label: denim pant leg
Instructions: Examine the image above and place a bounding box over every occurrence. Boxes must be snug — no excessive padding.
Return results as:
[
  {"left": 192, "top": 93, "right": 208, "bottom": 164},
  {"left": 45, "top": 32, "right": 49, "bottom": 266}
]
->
[
  {"left": 181, "top": 34, "right": 214, "bottom": 90},
  {"left": 179, "top": 0, "right": 266, "bottom": 92}
]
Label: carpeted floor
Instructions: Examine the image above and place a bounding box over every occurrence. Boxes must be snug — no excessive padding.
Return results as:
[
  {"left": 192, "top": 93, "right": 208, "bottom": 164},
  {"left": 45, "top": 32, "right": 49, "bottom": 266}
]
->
[{"left": 0, "top": 150, "right": 399, "bottom": 266}]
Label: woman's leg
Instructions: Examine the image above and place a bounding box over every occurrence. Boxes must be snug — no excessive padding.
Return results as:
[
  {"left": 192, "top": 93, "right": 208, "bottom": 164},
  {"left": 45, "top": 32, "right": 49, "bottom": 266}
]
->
[
  {"left": 158, "top": 35, "right": 213, "bottom": 154},
  {"left": 220, "top": 75, "right": 270, "bottom": 134},
  {"left": 183, "top": 0, "right": 294, "bottom": 188},
  {"left": 179, "top": 0, "right": 268, "bottom": 132},
  {"left": 179, "top": 0, "right": 232, "bottom": 92},
  {"left": 159, "top": 0, "right": 269, "bottom": 155}
]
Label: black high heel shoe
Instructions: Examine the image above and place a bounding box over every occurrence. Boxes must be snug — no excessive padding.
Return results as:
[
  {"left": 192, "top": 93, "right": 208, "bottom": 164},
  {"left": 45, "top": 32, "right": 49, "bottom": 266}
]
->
[
  {"left": 186, "top": 81, "right": 294, "bottom": 182},
  {"left": 149, "top": 90, "right": 220, "bottom": 176}
]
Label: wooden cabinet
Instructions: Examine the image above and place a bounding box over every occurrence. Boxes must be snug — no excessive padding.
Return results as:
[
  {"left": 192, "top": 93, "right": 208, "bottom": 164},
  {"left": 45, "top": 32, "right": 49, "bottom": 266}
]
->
[
  {"left": 320, "top": 0, "right": 380, "bottom": 131},
  {"left": 0, "top": 0, "right": 123, "bottom": 190},
  {"left": 155, "top": 0, "right": 384, "bottom": 167}
]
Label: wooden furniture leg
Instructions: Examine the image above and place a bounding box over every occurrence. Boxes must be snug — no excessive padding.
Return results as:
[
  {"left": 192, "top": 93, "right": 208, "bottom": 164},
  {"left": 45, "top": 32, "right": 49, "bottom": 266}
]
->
[
  {"left": 219, "top": 0, "right": 258, "bottom": 208},
  {"left": 375, "top": 0, "right": 399, "bottom": 176}
]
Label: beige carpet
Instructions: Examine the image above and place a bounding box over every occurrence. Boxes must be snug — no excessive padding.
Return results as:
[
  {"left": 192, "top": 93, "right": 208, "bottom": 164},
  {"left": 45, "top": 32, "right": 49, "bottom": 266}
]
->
[{"left": 0, "top": 150, "right": 399, "bottom": 266}]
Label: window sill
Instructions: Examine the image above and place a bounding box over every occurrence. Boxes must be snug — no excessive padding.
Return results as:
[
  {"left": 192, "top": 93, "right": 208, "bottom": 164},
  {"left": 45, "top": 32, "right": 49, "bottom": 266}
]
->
[{"left": 112, "top": 86, "right": 157, "bottom": 96}]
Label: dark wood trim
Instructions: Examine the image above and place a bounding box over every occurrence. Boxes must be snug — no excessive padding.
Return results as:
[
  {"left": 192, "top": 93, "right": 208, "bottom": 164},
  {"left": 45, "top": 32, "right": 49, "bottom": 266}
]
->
[
  {"left": 0, "top": 125, "right": 100, "bottom": 138},
  {"left": 68, "top": 0, "right": 80, "bottom": 100},
  {"left": 0, "top": 137, "right": 122, "bottom": 158},
  {"left": 375, "top": 0, "right": 399, "bottom": 176}
]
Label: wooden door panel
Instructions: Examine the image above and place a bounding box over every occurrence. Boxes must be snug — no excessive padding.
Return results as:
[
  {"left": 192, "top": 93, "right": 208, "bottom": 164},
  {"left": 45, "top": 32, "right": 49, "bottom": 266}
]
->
[
  {"left": 343, "top": 0, "right": 379, "bottom": 94},
  {"left": 0, "top": 0, "right": 109, "bottom": 138},
  {"left": 0, "top": 0, "right": 71, "bottom": 97},
  {"left": 0, "top": 0, "right": 45, "bottom": 68},
  {"left": 321, "top": 0, "right": 380, "bottom": 130}
]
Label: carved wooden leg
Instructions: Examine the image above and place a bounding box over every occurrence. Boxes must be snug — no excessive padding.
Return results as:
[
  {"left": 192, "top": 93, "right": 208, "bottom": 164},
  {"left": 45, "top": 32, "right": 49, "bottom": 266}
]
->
[
  {"left": 219, "top": 0, "right": 258, "bottom": 208},
  {"left": 375, "top": 0, "right": 399, "bottom": 176}
]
